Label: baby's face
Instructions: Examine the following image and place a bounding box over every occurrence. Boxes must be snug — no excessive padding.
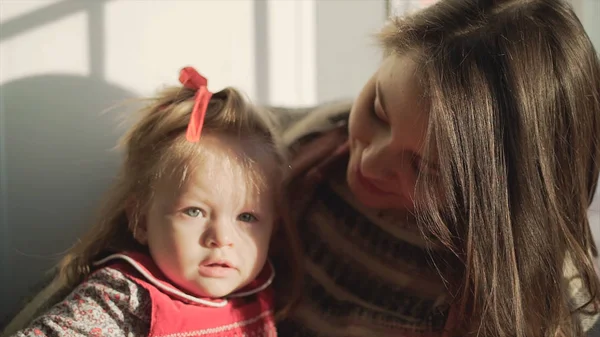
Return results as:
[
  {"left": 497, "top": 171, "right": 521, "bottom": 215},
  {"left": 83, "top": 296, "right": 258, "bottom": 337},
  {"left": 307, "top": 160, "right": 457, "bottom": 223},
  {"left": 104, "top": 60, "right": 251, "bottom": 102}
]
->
[{"left": 141, "top": 134, "right": 277, "bottom": 298}]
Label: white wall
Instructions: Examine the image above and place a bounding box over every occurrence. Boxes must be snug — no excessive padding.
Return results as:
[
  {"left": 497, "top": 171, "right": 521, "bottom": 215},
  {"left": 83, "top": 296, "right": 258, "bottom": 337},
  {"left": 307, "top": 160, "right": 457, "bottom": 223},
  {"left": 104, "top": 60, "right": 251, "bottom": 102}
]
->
[
  {"left": 315, "top": 0, "right": 385, "bottom": 103},
  {"left": 0, "top": 0, "right": 258, "bottom": 99},
  {"left": 573, "top": 0, "right": 600, "bottom": 51}
]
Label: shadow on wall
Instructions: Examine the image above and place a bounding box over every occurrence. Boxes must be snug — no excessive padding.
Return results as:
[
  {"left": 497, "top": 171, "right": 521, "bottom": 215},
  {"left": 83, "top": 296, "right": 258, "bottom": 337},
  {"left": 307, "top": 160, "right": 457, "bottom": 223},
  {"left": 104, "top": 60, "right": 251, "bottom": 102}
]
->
[{"left": 0, "top": 74, "right": 136, "bottom": 326}]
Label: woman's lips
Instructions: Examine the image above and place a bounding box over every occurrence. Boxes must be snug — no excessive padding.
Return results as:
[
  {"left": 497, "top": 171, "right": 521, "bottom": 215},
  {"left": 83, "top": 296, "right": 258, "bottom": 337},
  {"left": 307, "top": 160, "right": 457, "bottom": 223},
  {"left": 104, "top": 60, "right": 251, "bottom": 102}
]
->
[{"left": 356, "top": 168, "right": 395, "bottom": 196}]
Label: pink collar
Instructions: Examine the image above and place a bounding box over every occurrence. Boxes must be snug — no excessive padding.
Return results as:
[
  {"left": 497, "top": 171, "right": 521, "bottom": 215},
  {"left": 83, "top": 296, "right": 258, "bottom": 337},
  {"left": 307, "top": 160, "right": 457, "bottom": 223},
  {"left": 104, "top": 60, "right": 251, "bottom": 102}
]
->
[{"left": 94, "top": 251, "right": 275, "bottom": 308}]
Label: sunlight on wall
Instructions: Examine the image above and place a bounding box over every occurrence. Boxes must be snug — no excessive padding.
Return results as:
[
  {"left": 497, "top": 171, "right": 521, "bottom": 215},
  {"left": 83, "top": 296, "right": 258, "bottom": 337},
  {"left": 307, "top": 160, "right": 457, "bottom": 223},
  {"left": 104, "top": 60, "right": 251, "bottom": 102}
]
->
[
  {"left": 0, "top": 9, "right": 89, "bottom": 83},
  {"left": 388, "top": 0, "right": 439, "bottom": 16},
  {"left": 103, "top": 0, "right": 256, "bottom": 97}
]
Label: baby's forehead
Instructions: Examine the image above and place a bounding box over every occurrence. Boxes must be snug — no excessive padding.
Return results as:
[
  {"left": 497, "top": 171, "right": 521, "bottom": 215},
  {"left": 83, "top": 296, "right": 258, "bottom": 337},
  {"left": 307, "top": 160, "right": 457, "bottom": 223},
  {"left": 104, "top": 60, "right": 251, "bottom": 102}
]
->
[
  {"left": 154, "top": 162, "right": 276, "bottom": 209},
  {"left": 164, "top": 141, "right": 278, "bottom": 191},
  {"left": 191, "top": 154, "right": 270, "bottom": 188},
  {"left": 152, "top": 133, "right": 281, "bottom": 202},
  {"left": 198, "top": 133, "right": 275, "bottom": 162},
  {"left": 194, "top": 138, "right": 279, "bottom": 181}
]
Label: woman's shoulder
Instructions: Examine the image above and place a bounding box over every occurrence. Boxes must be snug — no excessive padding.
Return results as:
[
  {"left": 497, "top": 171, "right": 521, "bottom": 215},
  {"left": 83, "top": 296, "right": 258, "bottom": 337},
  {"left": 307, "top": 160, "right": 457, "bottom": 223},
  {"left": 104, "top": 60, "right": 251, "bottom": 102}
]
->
[
  {"left": 266, "top": 99, "right": 352, "bottom": 149},
  {"left": 564, "top": 254, "right": 600, "bottom": 332}
]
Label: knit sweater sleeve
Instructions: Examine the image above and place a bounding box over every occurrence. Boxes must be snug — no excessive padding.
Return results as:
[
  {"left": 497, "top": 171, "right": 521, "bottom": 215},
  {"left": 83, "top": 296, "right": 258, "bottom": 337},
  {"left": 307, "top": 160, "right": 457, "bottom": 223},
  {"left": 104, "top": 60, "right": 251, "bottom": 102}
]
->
[{"left": 10, "top": 267, "right": 150, "bottom": 337}]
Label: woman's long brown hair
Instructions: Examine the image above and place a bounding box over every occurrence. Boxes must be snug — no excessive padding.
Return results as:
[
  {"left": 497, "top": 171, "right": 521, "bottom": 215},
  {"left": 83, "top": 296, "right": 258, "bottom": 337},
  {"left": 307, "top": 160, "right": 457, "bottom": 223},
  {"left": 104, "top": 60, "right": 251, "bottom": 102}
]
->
[{"left": 379, "top": 0, "right": 600, "bottom": 335}]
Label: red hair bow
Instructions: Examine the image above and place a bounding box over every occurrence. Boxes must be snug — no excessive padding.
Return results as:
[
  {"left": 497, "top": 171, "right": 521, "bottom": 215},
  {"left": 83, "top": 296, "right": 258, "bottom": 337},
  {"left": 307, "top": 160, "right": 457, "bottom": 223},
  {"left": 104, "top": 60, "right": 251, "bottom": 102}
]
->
[{"left": 179, "top": 66, "right": 213, "bottom": 142}]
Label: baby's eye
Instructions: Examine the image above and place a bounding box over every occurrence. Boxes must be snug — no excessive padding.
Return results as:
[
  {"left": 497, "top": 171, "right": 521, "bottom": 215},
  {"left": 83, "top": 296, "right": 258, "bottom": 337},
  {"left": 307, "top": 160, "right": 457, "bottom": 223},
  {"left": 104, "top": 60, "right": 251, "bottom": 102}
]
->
[
  {"left": 183, "top": 207, "right": 205, "bottom": 218},
  {"left": 237, "top": 212, "right": 258, "bottom": 223}
]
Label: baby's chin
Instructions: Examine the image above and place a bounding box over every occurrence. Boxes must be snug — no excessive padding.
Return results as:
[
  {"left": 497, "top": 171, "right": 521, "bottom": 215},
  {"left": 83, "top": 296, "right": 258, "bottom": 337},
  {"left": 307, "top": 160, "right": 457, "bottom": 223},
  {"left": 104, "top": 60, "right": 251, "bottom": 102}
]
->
[
  {"left": 174, "top": 267, "right": 262, "bottom": 299},
  {"left": 191, "top": 289, "right": 231, "bottom": 299},
  {"left": 185, "top": 281, "right": 241, "bottom": 299}
]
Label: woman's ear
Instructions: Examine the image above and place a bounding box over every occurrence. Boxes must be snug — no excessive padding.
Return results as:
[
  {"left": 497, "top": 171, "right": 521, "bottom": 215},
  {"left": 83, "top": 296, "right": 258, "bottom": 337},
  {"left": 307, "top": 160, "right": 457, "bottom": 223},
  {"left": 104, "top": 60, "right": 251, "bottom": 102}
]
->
[{"left": 126, "top": 197, "right": 149, "bottom": 245}]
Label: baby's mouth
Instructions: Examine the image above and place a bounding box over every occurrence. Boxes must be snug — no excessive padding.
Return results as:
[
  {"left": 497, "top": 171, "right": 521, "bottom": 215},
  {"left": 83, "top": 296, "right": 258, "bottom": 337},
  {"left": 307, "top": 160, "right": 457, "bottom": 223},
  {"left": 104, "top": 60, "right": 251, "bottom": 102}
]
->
[
  {"left": 198, "top": 259, "right": 236, "bottom": 278},
  {"left": 206, "top": 262, "right": 231, "bottom": 268}
]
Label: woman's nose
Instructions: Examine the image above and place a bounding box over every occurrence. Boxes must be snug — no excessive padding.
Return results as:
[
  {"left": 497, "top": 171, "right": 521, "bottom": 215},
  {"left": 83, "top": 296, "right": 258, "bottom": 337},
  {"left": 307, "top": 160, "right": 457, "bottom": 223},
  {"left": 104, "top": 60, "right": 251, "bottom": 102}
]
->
[{"left": 361, "top": 142, "right": 398, "bottom": 180}]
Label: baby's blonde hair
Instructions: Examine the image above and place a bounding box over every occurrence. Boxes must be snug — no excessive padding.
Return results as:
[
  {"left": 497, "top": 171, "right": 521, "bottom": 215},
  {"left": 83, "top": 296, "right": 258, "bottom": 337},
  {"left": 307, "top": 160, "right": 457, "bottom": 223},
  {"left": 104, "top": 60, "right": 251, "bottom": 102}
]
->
[{"left": 5, "top": 84, "right": 302, "bottom": 333}]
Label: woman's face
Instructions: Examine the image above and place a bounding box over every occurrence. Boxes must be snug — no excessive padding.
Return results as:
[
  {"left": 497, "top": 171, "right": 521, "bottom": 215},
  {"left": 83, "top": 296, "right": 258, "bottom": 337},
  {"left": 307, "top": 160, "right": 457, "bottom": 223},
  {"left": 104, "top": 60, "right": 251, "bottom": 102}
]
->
[{"left": 347, "top": 54, "right": 436, "bottom": 211}]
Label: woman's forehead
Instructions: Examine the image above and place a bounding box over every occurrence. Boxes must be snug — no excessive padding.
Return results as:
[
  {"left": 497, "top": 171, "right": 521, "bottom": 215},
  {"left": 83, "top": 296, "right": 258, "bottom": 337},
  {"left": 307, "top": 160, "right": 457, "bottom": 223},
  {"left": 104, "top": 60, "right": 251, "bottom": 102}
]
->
[
  {"left": 376, "top": 54, "right": 431, "bottom": 153},
  {"left": 376, "top": 54, "right": 427, "bottom": 114}
]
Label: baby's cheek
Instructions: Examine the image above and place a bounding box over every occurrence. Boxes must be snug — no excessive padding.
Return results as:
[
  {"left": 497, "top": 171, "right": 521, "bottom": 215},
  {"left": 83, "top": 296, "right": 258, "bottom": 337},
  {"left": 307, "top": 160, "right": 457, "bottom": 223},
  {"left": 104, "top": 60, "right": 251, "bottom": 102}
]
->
[
  {"left": 172, "top": 221, "right": 206, "bottom": 242},
  {"left": 241, "top": 232, "right": 262, "bottom": 251},
  {"left": 240, "top": 235, "right": 267, "bottom": 263}
]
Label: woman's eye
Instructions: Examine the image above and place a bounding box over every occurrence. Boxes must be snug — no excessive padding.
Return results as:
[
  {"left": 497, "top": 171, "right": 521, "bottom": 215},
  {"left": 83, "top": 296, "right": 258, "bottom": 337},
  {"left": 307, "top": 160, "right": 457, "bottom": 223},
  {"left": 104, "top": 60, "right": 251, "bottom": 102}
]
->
[
  {"left": 183, "top": 207, "right": 204, "bottom": 218},
  {"left": 412, "top": 160, "right": 425, "bottom": 175},
  {"left": 412, "top": 156, "right": 439, "bottom": 177},
  {"left": 371, "top": 103, "right": 380, "bottom": 120},
  {"left": 372, "top": 99, "right": 388, "bottom": 124},
  {"left": 237, "top": 212, "right": 258, "bottom": 223}
]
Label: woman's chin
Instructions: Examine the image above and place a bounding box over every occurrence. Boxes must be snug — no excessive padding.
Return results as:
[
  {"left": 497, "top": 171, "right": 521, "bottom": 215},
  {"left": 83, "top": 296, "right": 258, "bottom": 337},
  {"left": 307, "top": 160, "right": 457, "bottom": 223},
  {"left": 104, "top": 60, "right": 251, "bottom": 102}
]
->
[{"left": 348, "top": 176, "right": 388, "bottom": 209}]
